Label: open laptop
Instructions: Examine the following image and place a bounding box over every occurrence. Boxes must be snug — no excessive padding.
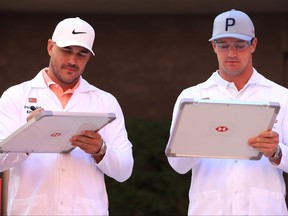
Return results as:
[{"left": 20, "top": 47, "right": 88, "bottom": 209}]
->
[
  {"left": 0, "top": 110, "right": 116, "bottom": 153},
  {"left": 165, "top": 98, "right": 280, "bottom": 160}
]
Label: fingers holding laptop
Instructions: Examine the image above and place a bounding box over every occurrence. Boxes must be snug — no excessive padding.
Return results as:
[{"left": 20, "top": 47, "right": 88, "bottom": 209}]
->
[
  {"left": 26, "top": 107, "right": 44, "bottom": 121},
  {"left": 70, "top": 130, "right": 105, "bottom": 156},
  {"left": 248, "top": 130, "right": 280, "bottom": 161}
]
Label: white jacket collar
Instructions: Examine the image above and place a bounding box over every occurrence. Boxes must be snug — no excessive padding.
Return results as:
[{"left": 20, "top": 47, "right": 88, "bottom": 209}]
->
[{"left": 199, "top": 68, "right": 273, "bottom": 89}]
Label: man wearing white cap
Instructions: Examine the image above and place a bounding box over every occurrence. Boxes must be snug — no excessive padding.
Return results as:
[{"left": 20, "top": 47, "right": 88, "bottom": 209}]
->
[
  {"left": 167, "top": 10, "right": 288, "bottom": 215},
  {"left": 0, "top": 17, "right": 134, "bottom": 215}
]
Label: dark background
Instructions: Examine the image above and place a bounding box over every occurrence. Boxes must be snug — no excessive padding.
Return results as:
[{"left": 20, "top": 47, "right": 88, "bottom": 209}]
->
[{"left": 1, "top": 1, "right": 288, "bottom": 215}]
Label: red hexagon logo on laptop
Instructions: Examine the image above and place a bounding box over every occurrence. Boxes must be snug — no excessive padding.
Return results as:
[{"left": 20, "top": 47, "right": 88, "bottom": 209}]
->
[{"left": 215, "top": 126, "right": 229, "bottom": 132}]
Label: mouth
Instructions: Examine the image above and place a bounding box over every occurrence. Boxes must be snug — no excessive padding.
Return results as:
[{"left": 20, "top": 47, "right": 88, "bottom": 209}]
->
[
  {"left": 226, "top": 58, "right": 239, "bottom": 64},
  {"left": 63, "top": 64, "right": 79, "bottom": 71},
  {"left": 65, "top": 67, "right": 78, "bottom": 72}
]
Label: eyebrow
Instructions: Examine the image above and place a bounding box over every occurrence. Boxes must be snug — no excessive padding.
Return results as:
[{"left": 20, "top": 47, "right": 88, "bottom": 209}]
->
[
  {"left": 62, "top": 46, "right": 90, "bottom": 54},
  {"left": 215, "top": 40, "right": 247, "bottom": 43}
]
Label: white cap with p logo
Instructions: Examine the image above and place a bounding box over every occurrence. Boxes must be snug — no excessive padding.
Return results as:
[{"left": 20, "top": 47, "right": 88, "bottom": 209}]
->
[{"left": 209, "top": 9, "right": 255, "bottom": 41}]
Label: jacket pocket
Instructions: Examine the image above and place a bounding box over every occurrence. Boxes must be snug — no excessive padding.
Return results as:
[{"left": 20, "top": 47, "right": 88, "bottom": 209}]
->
[
  {"left": 249, "top": 187, "right": 287, "bottom": 215},
  {"left": 74, "top": 197, "right": 108, "bottom": 215},
  {"left": 189, "top": 190, "right": 223, "bottom": 215},
  {"left": 9, "top": 194, "right": 48, "bottom": 215}
]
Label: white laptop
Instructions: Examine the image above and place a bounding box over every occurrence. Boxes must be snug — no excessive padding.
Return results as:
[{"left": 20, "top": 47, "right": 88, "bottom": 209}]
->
[
  {"left": 165, "top": 98, "right": 280, "bottom": 160},
  {"left": 0, "top": 110, "right": 116, "bottom": 153}
]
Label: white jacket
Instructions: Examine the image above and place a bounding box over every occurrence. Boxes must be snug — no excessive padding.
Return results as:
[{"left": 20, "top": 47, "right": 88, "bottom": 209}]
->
[
  {"left": 168, "top": 69, "right": 288, "bottom": 215},
  {"left": 0, "top": 69, "right": 134, "bottom": 215}
]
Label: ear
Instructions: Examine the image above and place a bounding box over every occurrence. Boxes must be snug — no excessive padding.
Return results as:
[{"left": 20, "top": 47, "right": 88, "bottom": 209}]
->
[
  {"left": 47, "top": 39, "right": 54, "bottom": 56},
  {"left": 250, "top": 38, "right": 258, "bottom": 53},
  {"left": 211, "top": 41, "right": 217, "bottom": 54}
]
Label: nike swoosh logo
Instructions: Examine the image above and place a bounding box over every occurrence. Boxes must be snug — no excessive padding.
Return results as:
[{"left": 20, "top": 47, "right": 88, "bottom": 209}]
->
[{"left": 72, "top": 29, "right": 87, "bottom": 34}]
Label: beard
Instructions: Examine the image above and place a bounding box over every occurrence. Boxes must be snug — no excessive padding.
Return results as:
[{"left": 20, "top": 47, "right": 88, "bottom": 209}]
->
[{"left": 50, "top": 60, "right": 81, "bottom": 85}]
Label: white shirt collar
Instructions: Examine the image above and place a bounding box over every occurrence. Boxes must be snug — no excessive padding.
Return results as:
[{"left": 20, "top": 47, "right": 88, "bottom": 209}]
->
[{"left": 199, "top": 68, "right": 272, "bottom": 89}]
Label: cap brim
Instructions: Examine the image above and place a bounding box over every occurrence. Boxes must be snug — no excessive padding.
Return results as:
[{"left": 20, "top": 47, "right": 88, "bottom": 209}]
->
[
  {"left": 209, "top": 33, "right": 253, "bottom": 42},
  {"left": 55, "top": 40, "right": 95, "bottom": 56}
]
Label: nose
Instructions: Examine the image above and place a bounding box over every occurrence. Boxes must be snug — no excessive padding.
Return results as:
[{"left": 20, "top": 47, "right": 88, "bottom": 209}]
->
[
  {"left": 67, "top": 54, "right": 77, "bottom": 65},
  {"left": 227, "top": 47, "right": 237, "bottom": 57}
]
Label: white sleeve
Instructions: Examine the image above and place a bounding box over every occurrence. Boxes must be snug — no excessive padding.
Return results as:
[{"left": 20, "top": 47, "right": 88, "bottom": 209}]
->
[
  {"left": 166, "top": 90, "right": 200, "bottom": 174},
  {"left": 94, "top": 98, "right": 133, "bottom": 182},
  {"left": 0, "top": 86, "right": 29, "bottom": 172}
]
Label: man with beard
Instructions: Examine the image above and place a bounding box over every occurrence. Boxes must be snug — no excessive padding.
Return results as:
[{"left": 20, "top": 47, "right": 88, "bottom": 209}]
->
[{"left": 0, "top": 17, "right": 134, "bottom": 215}]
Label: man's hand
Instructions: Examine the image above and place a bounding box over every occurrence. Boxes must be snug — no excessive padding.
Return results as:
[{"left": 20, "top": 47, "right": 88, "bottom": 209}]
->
[
  {"left": 26, "top": 108, "right": 44, "bottom": 121},
  {"left": 248, "top": 130, "right": 280, "bottom": 163},
  {"left": 70, "top": 130, "right": 105, "bottom": 162}
]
